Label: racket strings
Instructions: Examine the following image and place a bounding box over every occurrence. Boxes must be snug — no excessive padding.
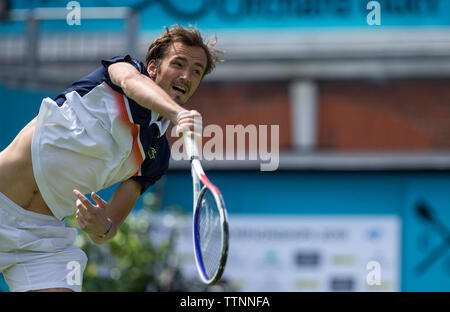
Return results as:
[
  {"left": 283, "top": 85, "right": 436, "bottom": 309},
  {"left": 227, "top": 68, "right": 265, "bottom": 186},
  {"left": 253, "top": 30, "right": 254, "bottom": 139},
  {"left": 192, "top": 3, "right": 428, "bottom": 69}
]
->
[{"left": 197, "top": 190, "right": 223, "bottom": 280}]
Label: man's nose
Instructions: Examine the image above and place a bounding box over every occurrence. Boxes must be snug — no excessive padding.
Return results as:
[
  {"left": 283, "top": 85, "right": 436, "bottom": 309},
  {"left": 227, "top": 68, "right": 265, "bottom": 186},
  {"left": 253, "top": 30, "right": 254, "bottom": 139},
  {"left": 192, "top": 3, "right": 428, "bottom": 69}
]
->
[{"left": 179, "top": 68, "right": 191, "bottom": 80}]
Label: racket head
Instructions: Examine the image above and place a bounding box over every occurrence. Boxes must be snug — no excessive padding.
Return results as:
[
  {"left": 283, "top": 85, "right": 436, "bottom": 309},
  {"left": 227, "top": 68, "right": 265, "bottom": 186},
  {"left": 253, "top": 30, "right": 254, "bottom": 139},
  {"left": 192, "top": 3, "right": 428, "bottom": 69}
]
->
[{"left": 193, "top": 184, "right": 229, "bottom": 284}]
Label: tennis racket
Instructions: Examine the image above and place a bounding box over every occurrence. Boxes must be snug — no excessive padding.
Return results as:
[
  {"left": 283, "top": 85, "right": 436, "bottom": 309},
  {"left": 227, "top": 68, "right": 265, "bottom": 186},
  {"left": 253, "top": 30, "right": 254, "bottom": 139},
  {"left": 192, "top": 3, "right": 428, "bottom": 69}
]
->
[{"left": 179, "top": 110, "right": 229, "bottom": 285}]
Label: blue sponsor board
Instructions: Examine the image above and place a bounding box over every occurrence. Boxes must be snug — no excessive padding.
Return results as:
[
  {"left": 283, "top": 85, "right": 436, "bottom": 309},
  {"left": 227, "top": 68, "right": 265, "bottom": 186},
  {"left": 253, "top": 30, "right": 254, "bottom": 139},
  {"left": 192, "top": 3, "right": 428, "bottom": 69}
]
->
[{"left": 2, "top": 0, "right": 450, "bottom": 33}]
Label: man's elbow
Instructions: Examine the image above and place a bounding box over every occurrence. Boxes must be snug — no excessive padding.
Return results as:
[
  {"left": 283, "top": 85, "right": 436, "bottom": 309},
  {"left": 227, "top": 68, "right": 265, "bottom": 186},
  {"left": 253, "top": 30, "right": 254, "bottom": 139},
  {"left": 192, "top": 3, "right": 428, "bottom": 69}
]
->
[{"left": 109, "top": 63, "right": 141, "bottom": 93}]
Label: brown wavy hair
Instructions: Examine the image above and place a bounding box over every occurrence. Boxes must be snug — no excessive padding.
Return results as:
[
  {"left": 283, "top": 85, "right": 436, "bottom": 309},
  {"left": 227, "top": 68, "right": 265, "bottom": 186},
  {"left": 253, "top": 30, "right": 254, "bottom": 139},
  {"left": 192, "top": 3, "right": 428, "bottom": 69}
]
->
[{"left": 145, "top": 25, "right": 222, "bottom": 77}]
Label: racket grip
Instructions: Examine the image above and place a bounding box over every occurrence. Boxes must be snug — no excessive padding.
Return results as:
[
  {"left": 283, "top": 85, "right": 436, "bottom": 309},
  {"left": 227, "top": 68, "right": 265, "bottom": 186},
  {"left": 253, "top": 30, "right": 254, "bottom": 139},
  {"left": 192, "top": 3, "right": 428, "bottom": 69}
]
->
[{"left": 177, "top": 110, "right": 200, "bottom": 159}]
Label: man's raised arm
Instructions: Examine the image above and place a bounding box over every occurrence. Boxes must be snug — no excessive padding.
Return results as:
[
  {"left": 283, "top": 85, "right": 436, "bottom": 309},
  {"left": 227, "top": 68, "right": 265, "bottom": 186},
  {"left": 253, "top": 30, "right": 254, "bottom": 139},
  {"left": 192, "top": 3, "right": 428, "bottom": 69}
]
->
[{"left": 108, "top": 62, "right": 183, "bottom": 124}]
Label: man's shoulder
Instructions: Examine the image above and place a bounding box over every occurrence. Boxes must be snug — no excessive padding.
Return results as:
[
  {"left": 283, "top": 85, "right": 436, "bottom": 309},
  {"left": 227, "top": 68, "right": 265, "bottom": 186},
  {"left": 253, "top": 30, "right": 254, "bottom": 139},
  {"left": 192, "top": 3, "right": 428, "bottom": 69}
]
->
[{"left": 102, "top": 54, "right": 146, "bottom": 74}]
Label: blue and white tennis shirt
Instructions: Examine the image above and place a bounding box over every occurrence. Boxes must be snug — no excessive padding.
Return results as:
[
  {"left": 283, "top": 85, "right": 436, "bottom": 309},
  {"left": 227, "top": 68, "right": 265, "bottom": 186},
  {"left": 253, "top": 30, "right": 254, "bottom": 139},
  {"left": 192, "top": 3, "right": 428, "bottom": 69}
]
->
[{"left": 31, "top": 55, "right": 171, "bottom": 220}]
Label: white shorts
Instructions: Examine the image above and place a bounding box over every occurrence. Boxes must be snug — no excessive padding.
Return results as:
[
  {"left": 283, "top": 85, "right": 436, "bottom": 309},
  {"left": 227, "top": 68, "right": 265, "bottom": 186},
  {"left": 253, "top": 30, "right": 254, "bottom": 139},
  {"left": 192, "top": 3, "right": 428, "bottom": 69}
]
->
[{"left": 0, "top": 192, "right": 87, "bottom": 292}]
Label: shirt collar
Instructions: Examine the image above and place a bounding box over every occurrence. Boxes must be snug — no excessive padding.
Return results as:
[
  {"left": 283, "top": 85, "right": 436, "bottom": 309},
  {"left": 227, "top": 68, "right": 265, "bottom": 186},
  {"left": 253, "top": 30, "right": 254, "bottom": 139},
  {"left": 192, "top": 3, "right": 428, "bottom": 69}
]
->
[{"left": 150, "top": 110, "right": 170, "bottom": 137}]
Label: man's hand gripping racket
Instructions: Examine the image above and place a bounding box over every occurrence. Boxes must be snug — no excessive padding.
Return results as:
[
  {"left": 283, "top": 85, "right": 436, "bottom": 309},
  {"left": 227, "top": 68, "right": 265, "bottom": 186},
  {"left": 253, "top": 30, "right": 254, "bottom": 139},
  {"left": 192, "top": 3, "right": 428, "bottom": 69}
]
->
[{"left": 177, "top": 110, "right": 229, "bottom": 285}]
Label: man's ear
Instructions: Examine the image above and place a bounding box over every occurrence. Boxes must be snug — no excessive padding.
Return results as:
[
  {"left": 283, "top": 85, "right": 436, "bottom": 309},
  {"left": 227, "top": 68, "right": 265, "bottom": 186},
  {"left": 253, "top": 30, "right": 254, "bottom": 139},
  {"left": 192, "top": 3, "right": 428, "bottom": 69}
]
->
[{"left": 147, "top": 60, "right": 158, "bottom": 80}]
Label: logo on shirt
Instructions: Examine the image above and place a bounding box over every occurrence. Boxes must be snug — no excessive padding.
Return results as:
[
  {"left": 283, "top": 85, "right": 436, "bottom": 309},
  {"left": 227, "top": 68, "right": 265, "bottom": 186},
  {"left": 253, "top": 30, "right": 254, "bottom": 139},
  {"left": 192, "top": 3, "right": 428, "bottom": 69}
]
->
[{"left": 148, "top": 147, "right": 156, "bottom": 159}]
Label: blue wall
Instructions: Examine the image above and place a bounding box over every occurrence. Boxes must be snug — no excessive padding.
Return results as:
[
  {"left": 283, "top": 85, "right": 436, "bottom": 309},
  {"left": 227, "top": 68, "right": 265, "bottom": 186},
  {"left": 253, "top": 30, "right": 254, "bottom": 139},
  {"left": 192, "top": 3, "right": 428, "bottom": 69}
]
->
[
  {"left": 3, "top": 0, "right": 450, "bottom": 33},
  {"left": 163, "top": 171, "right": 405, "bottom": 215},
  {"left": 162, "top": 169, "right": 450, "bottom": 291},
  {"left": 0, "top": 85, "right": 57, "bottom": 146}
]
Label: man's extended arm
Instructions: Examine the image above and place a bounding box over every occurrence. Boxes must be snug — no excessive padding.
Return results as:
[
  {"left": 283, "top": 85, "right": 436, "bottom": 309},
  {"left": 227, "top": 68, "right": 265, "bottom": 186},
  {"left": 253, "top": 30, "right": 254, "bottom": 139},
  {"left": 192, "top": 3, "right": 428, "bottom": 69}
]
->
[
  {"left": 108, "top": 61, "right": 183, "bottom": 124},
  {"left": 108, "top": 61, "right": 201, "bottom": 144}
]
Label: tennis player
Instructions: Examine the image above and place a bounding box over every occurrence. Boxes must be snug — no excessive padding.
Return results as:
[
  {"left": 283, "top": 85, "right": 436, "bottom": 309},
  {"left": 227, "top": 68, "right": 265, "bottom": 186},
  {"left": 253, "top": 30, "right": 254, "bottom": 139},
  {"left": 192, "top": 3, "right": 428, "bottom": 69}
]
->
[{"left": 0, "top": 25, "right": 220, "bottom": 292}]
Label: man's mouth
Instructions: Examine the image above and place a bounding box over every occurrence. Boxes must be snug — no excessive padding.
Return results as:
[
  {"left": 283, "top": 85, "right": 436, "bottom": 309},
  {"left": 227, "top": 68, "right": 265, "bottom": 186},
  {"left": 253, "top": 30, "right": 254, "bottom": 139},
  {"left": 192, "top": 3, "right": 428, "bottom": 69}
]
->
[{"left": 172, "top": 84, "right": 188, "bottom": 95}]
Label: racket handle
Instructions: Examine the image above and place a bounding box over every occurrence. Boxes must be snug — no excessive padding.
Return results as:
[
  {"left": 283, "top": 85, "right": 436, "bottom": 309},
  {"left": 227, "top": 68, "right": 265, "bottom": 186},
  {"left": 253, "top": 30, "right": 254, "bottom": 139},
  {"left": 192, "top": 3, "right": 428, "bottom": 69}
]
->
[{"left": 177, "top": 110, "right": 200, "bottom": 159}]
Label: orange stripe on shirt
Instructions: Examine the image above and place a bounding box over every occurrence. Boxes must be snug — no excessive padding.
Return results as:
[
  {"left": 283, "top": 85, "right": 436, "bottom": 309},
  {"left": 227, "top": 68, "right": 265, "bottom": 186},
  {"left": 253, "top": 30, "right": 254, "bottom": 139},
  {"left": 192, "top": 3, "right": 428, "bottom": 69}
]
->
[{"left": 109, "top": 85, "right": 144, "bottom": 175}]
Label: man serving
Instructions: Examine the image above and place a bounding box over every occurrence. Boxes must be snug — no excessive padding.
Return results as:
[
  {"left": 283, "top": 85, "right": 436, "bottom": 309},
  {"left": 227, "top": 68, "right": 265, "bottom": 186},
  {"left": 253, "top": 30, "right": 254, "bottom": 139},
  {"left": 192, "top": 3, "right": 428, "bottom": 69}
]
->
[{"left": 0, "top": 25, "right": 220, "bottom": 292}]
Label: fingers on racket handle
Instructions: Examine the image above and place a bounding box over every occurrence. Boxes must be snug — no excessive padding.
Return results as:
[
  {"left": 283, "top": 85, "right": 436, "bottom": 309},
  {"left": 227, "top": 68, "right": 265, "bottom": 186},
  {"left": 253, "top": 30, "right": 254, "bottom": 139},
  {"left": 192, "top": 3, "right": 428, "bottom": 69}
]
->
[
  {"left": 176, "top": 110, "right": 190, "bottom": 120},
  {"left": 184, "top": 134, "right": 200, "bottom": 159},
  {"left": 177, "top": 110, "right": 200, "bottom": 159}
]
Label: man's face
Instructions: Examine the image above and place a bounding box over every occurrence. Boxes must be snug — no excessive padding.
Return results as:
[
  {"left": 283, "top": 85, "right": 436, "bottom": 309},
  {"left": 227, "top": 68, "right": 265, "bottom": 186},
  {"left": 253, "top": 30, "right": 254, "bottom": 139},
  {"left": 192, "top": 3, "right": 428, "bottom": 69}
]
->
[{"left": 147, "top": 41, "right": 207, "bottom": 105}]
